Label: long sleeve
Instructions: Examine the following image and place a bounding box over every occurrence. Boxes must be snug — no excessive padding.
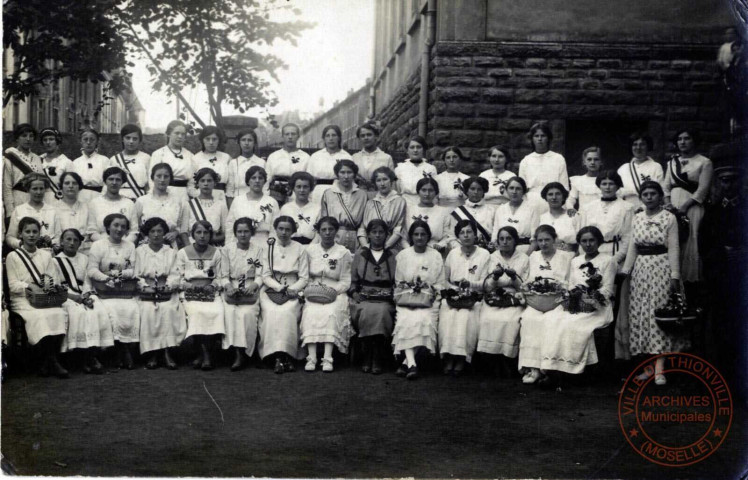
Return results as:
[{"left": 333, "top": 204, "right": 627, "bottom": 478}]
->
[
  {"left": 621, "top": 231, "right": 638, "bottom": 276},
  {"left": 5, "top": 209, "right": 21, "bottom": 249},
  {"left": 518, "top": 159, "right": 528, "bottom": 184},
  {"left": 226, "top": 159, "right": 238, "bottom": 199},
  {"left": 122, "top": 246, "right": 136, "bottom": 279},
  {"left": 80, "top": 256, "right": 94, "bottom": 293},
  {"left": 125, "top": 206, "right": 139, "bottom": 244},
  {"left": 558, "top": 158, "right": 569, "bottom": 190},
  {"left": 51, "top": 213, "right": 62, "bottom": 246},
  {"left": 224, "top": 199, "right": 239, "bottom": 244},
  {"left": 174, "top": 250, "right": 187, "bottom": 284},
  {"left": 87, "top": 206, "right": 102, "bottom": 240},
  {"left": 616, "top": 207, "right": 633, "bottom": 265},
  {"left": 432, "top": 253, "right": 447, "bottom": 291},
  {"left": 566, "top": 183, "right": 579, "bottom": 210},
  {"left": 319, "top": 192, "right": 330, "bottom": 217},
  {"left": 212, "top": 249, "right": 226, "bottom": 288},
  {"left": 86, "top": 243, "right": 110, "bottom": 282},
  {"left": 692, "top": 159, "right": 713, "bottom": 204},
  {"left": 437, "top": 212, "right": 454, "bottom": 249},
  {"left": 600, "top": 257, "right": 617, "bottom": 299},
  {"left": 663, "top": 161, "right": 674, "bottom": 198},
  {"left": 177, "top": 199, "right": 190, "bottom": 234},
  {"left": 328, "top": 253, "right": 352, "bottom": 294},
  {"left": 289, "top": 249, "right": 309, "bottom": 291},
  {"left": 667, "top": 215, "right": 681, "bottom": 280},
  {"left": 6, "top": 253, "right": 30, "bottom": 293},
  {"left": 3, "top": 160, "right": 14, "bottom": 218},
  {"left": 219, "top": 248, "right": 232, "bottom": 288}
]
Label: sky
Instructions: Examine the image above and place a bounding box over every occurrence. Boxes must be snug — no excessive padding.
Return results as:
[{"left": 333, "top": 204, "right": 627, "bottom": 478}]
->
[{"left": 129, "top": 0, "right": 375, "bottom": 131}]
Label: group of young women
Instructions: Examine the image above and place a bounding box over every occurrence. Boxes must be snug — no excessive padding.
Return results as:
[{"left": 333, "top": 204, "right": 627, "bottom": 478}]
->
[{"left": 2, "top": 119, "right": 711, "bottom": 386}]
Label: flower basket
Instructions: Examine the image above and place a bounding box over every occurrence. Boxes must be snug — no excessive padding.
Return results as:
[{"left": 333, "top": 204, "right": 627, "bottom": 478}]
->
[
  {"left": 482, "top": 276, "right": 525, "bottom": 308},
  {"left": 358, "top": 286, "right": 393, "bottom": 302},
  {"left": 303, "top": 284, "right": 337, "bottom": 304},
  {"left": 441, "top": 288, "right": 482, "bottom": 310},
  {"left": 225, "top": 290, "right": 259, "bottom": 305},
  {"left": 26, "top": 284, "right": 67, "bottom": 309},
  {"left": 394, "top": 277, "right": 434, "bottom": 308},
  {"left": 655, "top": 293, "right": 700, "bottom": 334},
  {"left": 522, "top": 277, "right": 564, "bottom": 313},
  {"left": 92, "top": 278, "right": 139, "bottom": 299}
]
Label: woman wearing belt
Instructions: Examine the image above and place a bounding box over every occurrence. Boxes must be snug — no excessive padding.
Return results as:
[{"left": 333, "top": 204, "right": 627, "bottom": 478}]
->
[
  {"left": 320, "top": 160, "right": 367, "bottom": 253},
  {"left": 187, "top": 168, "right": 228, "bottom": 246},
  {"left": 492, "top": 176, "right": 539, "bottom": 256},
  {"left": 110, "top": 124, "right": 150, "bottom": 202},
  {"left": 87, "top": 167, "right": 139, "bottom": 244},
  {"left": 537, "top": 182, "right": 580, "bottom": 254},
  {"left": 279, "top": 172, "right": 320, "bottom": 246},
  {"left": 226, "top": 129, "right": 265, "bottom": 208},
  {"left": 225, "top": 166, "right": 279, "bottom": 245},
  {"left": 193, "top": 126, "right": 230, "bottom": 203},
  {"left": 135, "top": 163, "right": 191, "bottom": 249},
  {"left": 70, "top": 128, "right": 114, "bottom": 204},
  {"left": 149, "top": 120, "right": 195, "bottom": 201},
  {"left": 265, "top": 123, "right": 310, "bottom": 205},
  {"left": 358, "top": 167, "right": 406, "bottom": 254},
  {"left": 616, "top": 132, "right": 664, "bottom": 209},
  {"left": 308, "top": 125, "right": 352, "bottom": 205}
]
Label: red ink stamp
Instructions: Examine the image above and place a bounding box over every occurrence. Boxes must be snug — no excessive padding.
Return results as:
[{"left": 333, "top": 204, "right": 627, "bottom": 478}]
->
[{"left": 618, "top": 353, "right": 733, "bottom": 467}]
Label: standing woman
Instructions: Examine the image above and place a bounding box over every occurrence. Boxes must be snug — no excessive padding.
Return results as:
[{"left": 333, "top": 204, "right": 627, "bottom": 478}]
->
[
  {"left": 351, "top": 122, "right": 394, "bottom": 194},
  {"left": 480, "top": 145, "right": 515, "bottom": 206},
  {"left": 87, "top": 213, "right": 140, "bottom": 369},
  {"left": 435, "top": 146, "right": 468, "bottom": 209},
  {"left": 188, "top": 168, "right": 229, "bottom": 246},
  {"left": 221, "top": 218, "right": 264, "bottom": 371},
  {"left": 3, "top": 124, "right": 42, "bottom": 222},
  {"left": 357, "top": 167, "right": 406, "bottom": 253},
  {"left": 663, "top": 129, "right": 713, "bottom": 285},
  {"left": 320, "top": 159, "right": 367, "bottom": 253},
  {"left": 394, "top": 136, "right": 438, "bottom": 206},
  {"left": 259, "top": 216, "right": 310, "bottom": 374},
  {"left": 620, "top": 181, "right": 686, "bottom": 385},
  {"left": 477, "top": 226, "right": 529, "bottom": 375},
  {"left": 149, "top": 120, "right": 195, "bottom": 200},
  {"left": 87, "top": 167, "right": 139, "bottom": 244},
  {"left": 616, "top": 132, "right": 664, "bottom": 209},
  {"left": 300, "top": 217, "right": 353, "bottom": 373},
  {"left": 538, "top": 182, "right": 580, "bottom": 253},
  {"left": 449, "top": 177, "right": 495, "bottom": 250},
  {"left": 392, "top": 221, "right": 446, "bottom": 380},
  {"left": 518, "top": 122, "right": 568, "bottom": 214},
  {"left": 350, "top": 219, "right": 397, "bottom": 375},
  {"left": 39, "top": 127, "right": 72, "bottom": 203},
  {"left": 402, "top": 177, "right": 454, "bottom": 254},
  {"left": 110, "top": 124, "right": 151, "bottom": 201},
  {"left": 566, "top": 147, "right": 603, "bottom": 211},
  {"left": 492, "top": 177, "right": 539, "bottom": 256},
  {"left": 308, "top": 125, "right": 353, "bottom": 205},
  {"left": 6, "top": 217, "right": 68, "bottom": 378},
  {"left": 135, "top": 217, "right": 186, "bottom": 370},
  {"left": 280, "top": 172, "right": 320, "bottom": 245},
  {"left": 5, "top": 173, "right": 60, "bottom": 250},
  {"left": 225, "top": 166, "right": 279, "bottom": 245},
  {"left": 193, "top": 126, "right": 230, "bottom": 203},
  {"left": 55, "top": 172, "right": 91, "bottom": 252},
  {"left": 176, "top": 221, "right": 226, "bottom": 370},
  {"left": 439, "top": 220, "right": 491, "bottom": 376},
  {"left": 135, "top": 163, "right": 191, "bottom": 248},
  {"left": 70, "top": 128, "right": 114, "bottom": 203},
  {"left": 265, "top": 123, "right": 310, "bottom": 204},
  {"left": 226, "top": 129, "right": 265, "bottom": 208}
]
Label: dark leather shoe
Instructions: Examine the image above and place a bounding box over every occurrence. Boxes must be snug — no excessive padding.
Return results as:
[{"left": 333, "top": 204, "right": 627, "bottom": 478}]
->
[
  {"left": 283, "top": 357, "right": 295, "bottom": 373},
  {"left": 90, "top": 358, "right": 104, "bottom": 375},
  {"left": 406, "top": 365, "right": 419, "bottom": 380},
  {"left": 50, "top": 359, "right": 70, "bottom": 379},
  {"left": 395, "top": 363, "right": 408, "bottom": 377},
  {"left": 274, "top": 358, "right": 285, "bottom": 374},
  {"left": 230, "top": 356, "right": 244, "bottom": 372},
  {"left": 146, "top": 358, "right": 158, "bottom": 370},
  {"left": 192, "top": 357, "right": 203, "bottom": 370},
  {"left": 537, "top": 374, "right": 556, "bottom": 390}
]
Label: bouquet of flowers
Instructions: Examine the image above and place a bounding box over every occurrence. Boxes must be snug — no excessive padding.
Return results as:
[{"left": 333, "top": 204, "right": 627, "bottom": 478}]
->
[
  {"left": 441, "top": 283, "right": 483, "bottom": 310},
  {"left": 184, "top": 283, "right": 217, "bottom": 302},
  {"left": 36, "top": 236, "right": 53, "bottom": 249},
  {"left": 394, "top": 276, "right": 434, "bottom": 308},
  {"left": 93, "top": 267, "right": 138, "bottom": 299},
  {"left": 521, "top": 276, "right": 564, "bottom": 312},
  {"left": 561, "top": 263, "right": 607, "bottom": 314},
  {"left": 484, "top": 286, "right": 525, "bottom": 308},
  {"left": 140, "top": 275, "right": 171, "bottom": 303}
]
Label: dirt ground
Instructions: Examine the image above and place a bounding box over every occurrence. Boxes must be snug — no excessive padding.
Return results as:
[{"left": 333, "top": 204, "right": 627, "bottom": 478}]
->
[{"left": 1, "top": 359, "right": 746, "bottom": 479}]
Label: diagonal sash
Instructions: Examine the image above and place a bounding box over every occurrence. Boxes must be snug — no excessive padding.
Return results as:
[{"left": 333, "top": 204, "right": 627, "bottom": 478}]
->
[
  {"left": 55, "top": 257, "right": 82, "bottom": 293},
  {"left": 335, "top": 192, "right": 359, "bottom": 228},
  {"left": 13, "top": 248, "right": 44, "bottom": 286},
  {"left": 451, "top": 206, "right": 491, "bottom": 241},
  {"left": 188, "top": 197, "right": 208, "bottom": 223},
  {"left": 372, "top": 200, "right": 392, "bottom": 232},
  {"left": 5, "top": 150, "right": 35, "bottom": 191},
  {"left": 629, "top": 161, "right": 642, "bottom": 196},
  {"left": 669, "top": 155, "right": 698, "bottom": 194},
  {"left": 115, "top": 153, "right": 145, "bottom": 197}
]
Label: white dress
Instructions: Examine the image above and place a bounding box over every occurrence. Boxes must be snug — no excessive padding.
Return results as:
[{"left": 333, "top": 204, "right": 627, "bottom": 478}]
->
[
  {"left": 5, "top": 247, "right": 67, "bottom": 345},
  {"left": 579, "top": 198, "right": 633, "bottom": 268},
  {"left": 438, "top": 247, "right": 491, "bottom": 362},
  {"left": 135, "top": 245, "right": 186, "bottom": 353},
  {"left": 300, "top": 243, "right": 353, "bottom": 353},
  {"left": 402, "top": 204, "right": 454, "bottom": 251},
  {"left": 40, "top": 153, "right": 73, "bottom": 203},
  {"left": 149, "top": 146, "right": 196, "bottom": 200},
  {"left": 308, "top": 148, "right": 352, "bottom": 205},
  {"left": 492, "top": 201, "right": 539, "bottom": 255},
  {"left": 225, "top": 193, "right": 279, "bottom": 245},
  {"left": 110, "top": 151, "right": 151, "bottom": 201},
  {"left": 448, "top": 200, "right": 496, "bottom": 248},
  {"left": 86, "top": 196, "right": 139, "bottom": 243},
  {"left": 477, "top": 250, "right": 530, "bottom": 357},
  {"left": 279, "top": 201, "right": 320, "bottom": 244},
  {"left": 186, "top": 196, "right": 229, "bottom": 238},
  {"left": 394, "top": 160, "right": 438, "bottom": 206},
  {"left": 480, "top": 169, "right": 515, "bottom": 206},
  {"left": 539, "top": 254, "right": 616, "bottom": 374},
  {"left": 616, "top": 158, "right": 664, "bottom": 209},
  {"left": 55, "top": 200, "right": 89, "bottom": 234},
  {"left": 567, "top": 175, "right": 599, "bottom": 211},
  {"left": 220, "top": 242, "right": 265, "bottom": 353},
  {"left": 70, "top": 152, "right": 114, "bottom": 203},
  {"left": 435, "top": 171, "right": 468, "bottom": 209},
  {"left": 87, "top": 238, "right": 140, "bottom": 343},
  {"left": 176, "top": 246, "right": 225, "bottom": 338},
  {"left": 135, "top": 192, "right": 190, "bottom": 242},
  {"left": 518, "top": 151, "right": 568, "bottom": 214},
  {"left": 3, "top": 147, "right": 43, "bottom": 216},
  {"left": 537, "top": 210, "right": 580, "bottom": 252},
  {"left": 264, "top": 148, "right": 310, "bottom": 196},
  {"left": 392, "top": 247, "right": 446, "bottom": 354},
  {"left": 5, "top": 202, "right": 60, "bottom": 249},
  {"left": 226, "top": 155, "right": 265, "bottom": 199},
  {"left": 351, "top": 148, "right": 394, "bottom": 188},
  {"left": 56, "top": 252, "right": 115, "bottom": 351},
  {"left": 193, "top": 151, "right": 230, "bottom": 202}
]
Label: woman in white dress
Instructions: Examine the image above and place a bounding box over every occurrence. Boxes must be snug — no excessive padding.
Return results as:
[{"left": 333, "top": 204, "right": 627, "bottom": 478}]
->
[
  {"left": 279, "top": 172, "right": 320, "bottom": 246},
  {"left": 176, "top": 220, "right": 226, "bottom": 370},
  {"left": 518, "top": 122, "right": 568, "bottom": 214},
  {"left": 392, "top": 221, "right": 446, "bottom": 380},
  {"left": 188, "top": 168, "right": 229, "bottom": 246},
  {"left": 135, "top": 162, "right": 191, "bottom": 249},
  {"left": 480, "top": 145, "right": 516, "bottom": 206},
  {"left": 57, "top": 228, "right": 114, "bottom": 374},
  {"left": 135, "top": 217, "right": 186, "bottom": 370},
  {"left": 435, "top": 146, "right": 468, "bottom": 209},
  {"left": 518, "top": 225, "right": 574, "bottom": 384},
  {"left": 70, "top": 128, "right": 114, "bottom": 203},
  {"left": 225, "top": 166, "right": 279, "bottom": 245},
  {"left": 538, "top": 182, "right": 580, "bottom": 254},
  {"left": 55, "top": 172, "right": 92, "bottom": 253},
  {"left": 259, "top": 216, "right": 309, "bottom": 373},
  {"left": 3, "top": 123, "right": 42, "bottom": 218},
  {"left": 39, "top": 127, "right": 72, "bottom": 203},
  {"left": 110, "top": 124, "right": 151, "bottom": 201},
  {"left": 351, "top": 122, "right": 394, "bottom": 194},
  {"left": 265, "top": 123, "right": 310, "bottom": 204},
  {"left": 319, "top": 160, "right": 368, "bottom": 253},
  {"left": 616, "top": 132, "right": 664, "bottom": 209},
  {"left": 394, "top": 136, "right": 438, "bottom": 206},
  {"left": 149, "top": 120, "right": 195, "bottom": 200},
  {"left": 439, "top": 220, "right": 491, "bottom": 376},
  {"left": 308, "top": 125, "right": 353, "bottom": 205},
  {"left": 477, "top": 226, "right": 529, "bottom": 376},
  {"left": 402, "top": 177, "right": 453, "bottom": 254},
  {"left": 227, "top": 129, "right": 265, "bottom": 208},
  {"left": 87, "top": 167, "right": 139, "bottom": 244},
  {"left": 6, "top": 217, "right": 68, "bottom": 378},
  {"left": 492, "top": 176, "right": 539, "bottom": 256},
  {"left": 358, "top": 167, "right": 407, "bottom": 253},
  {"left": 5, "top": 173, "right": 60, "bottom": 250},
  {"left": 449, "top": 177, "right": 495, "bottom": 251},
  {"left": 220, "top": 217, "right": 264, "bottom": 371},
  {"left": 566, "top": 146, "right": 602, "bottom": 211},
  {"left": 87, "top": 213, "right": 140, "bottom": 370},
  {"left": 193, "top": 126, "right": 230, "bottom": 202},
  {"left": 301, "top": 217, "right": 353, "bottom": 373}
]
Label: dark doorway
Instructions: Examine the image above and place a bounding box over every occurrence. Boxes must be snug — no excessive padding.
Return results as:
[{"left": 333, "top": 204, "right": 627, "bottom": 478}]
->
[{"left": 564, "top": 120, "right": 648, "bottom": 176}]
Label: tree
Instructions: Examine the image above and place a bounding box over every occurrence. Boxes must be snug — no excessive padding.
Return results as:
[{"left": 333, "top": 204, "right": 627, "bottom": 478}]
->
[
  {"left": 2, "top": 0, "right": 131, "bottom": 108},
  {"left": 119, "top": 0, "right": 314, "bottom": 129}
]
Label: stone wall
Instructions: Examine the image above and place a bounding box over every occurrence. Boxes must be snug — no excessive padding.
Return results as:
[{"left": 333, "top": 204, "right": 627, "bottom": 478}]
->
[{"left": 375, "top": 67, "right": 423, "bottom": 163}]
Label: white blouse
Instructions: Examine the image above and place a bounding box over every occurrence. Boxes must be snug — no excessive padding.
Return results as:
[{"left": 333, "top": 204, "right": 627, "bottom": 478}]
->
[
  {"left": 445, "top": 247, "right": 492, "bottom": 291},
  {"left": 187, "top": 196, "right": 229, "bottom": 235},
  {"left": 616, "top": 158, "right": 664, "bottom": 208},
  {"left": 55, "top": 200, "right": 89, "bottom": 234},
  {"left": 135, "top": 192, "right": 190, "bottom": 234},
  {"left": 56, "top": 252, "right": 94, "bottom": 293},
  {"left": 567, "top": 175, "right": 600, "bottom": 210},
  {"left": 492, "top": 200, "right": 539, "bottom": 243},
  {"left": 264, "top": 148, "right": 310, "bottom": 188},
  {"left": 305, "top": 243, "right": 352, "bottom": 294},
  {"left": 225, "top": 194, "right": 280, "bottom": 243},
  {"left": 220, "top": 243, "right": 266, "bottom": 289},
  {"left": 279, "top": 200, "right": 320, "bottom": 241},
  {"left": 193, "top": 151, "right": 230, "bottom": 201},
  {"left": 308, "top": 148, "right": 353, "bottom": 203},
  {"left": 6, "top": 247, "right": 63, "bottom": 298},
  {"left": 449, "top": 200, "right": 496, "bottom": 245},
  {"left": 226, "top": 155, "right": 265, "bottom": 199},
  {"left": 538, "top": 210, "right": 581, "bottom": 249},
  {"left": 579, "top": 198, "right": 633, "bottom": 265},
  {"left": 110, "top": 151, "right": 151, "bottom": 198},
  {"left": 134, "top": 244, "right": 179, "bottom": 288},
  {"left": 261, "top": 240, "right": 309, "bottom": 291},
  {"left": 435, "top": 171, "right": 468, "bottom": 208},
  {"left": 480, "top": 169, "right": 516, "bottom": 205},
  {"left": 351, "top": 148, "right": 394, "bottom": 186},
  {"left": 175, "top": 246, "right": 225, "bottom": 284},
  {"left": 5, "top": 202, "right": 60, "bottom": 249},
  {"left": 71, "top": 152, "right": 113, "bottom": 189},
  {"left": 394, "top": 247, "right": 446, "bottom": 290},
  {"left": 40, "top": 153, "right": 73, "bottom": 203},
  {"left": 87, "top": 238, "right": 136, "bottom": 282},
  {"left": 527, "top": 250, "right": 574, "bottom": 287},
  {"left": 487, "top": 249, "right": 530, "bottom": 288},
  {"left": 86, "top": 196, "right": 139, "bottom": 243},
  {"left": 394, "top": 160, "right": 438, "bottom": 204},
  {"left": 149, "top": 146, "right": 196, "bottom": 198},
  {"left": 518, "top": 151, "right": 569, "bottom": 196},
  {"left": 403, "top": 204, "right": 454, "bottom": 249},
  {"left": 569, "top": 254, "right": 617, "bottom": 300}
]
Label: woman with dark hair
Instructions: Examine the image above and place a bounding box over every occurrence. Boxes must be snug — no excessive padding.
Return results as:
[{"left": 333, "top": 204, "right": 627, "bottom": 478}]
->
[
  {"left": 3, "top": 123, "right": 42, "bottom": 219},
  {"left": 435, "top": 146, "right": 468, "bottom": 209},
  {"left": 616, "top": 131, "right": 664, "bottom": 208},
  {"left": 518, "top": 122, "right": 568, "bottom": 214},
  {"left": 350, "top": 219, "right": 397, "bottom": 374},
  {"left": 259, "top": 216, "right": 310, "bottom": 373},
  {"left": 6, "top": 217, "right": 68, "bottom": 377},
  {"left": 227, "top": 129, "right": 264, "bottom": 207},
  {"left": 395, "top": 136, "right": 437, "bottom": 206},
  {"left": 39, "top": 127, "right": 72, "bottom": 203},
  {"left": 279, "top": 171, "right": 320, "bottom": 246},
  {"left": 538, "top": 182, "right": 580, "bottom": 253},
  {"left": 135, "top": 217, "right": 186, "bottom": 370},
  {"left": 220, "top": 217, "right": 264, "bottom": 371},
  {"left": 320, "top": 159, "right": 367, "bottom": 253},
  {"left": 71, "top": 128, "right": 115, "bottom": 203},
  {"left": 87, "top": 213, "right": 140, "bottom": 369},
  {"left": 265, "top": 123, "right": 310, "bottom": 204},
  {"left": 110, "top": 124, "right": 151, "bottom": 201},
  {"left": 55, "top": 171, "right": 91, "bottom": 252},
  {"left": 403, "top": 177, "right": 453, "bottom": 253},
  {"left": 135, "top": 162, "right": 191, "bottom": 248},
  {"left": 149, "top": 120, "right": 195, "bottom": 200},
  {"left": 188, "top": 167, "right": 229, "bottom": 246},
  {"left": 492, "top": 176, "right": 538, "bottom": 256},
  {"left": 5, "top": 173, "right": 60, "bottom": 250},
  {"left": 620, "top": 181, "right": 686, "bottom": 385},
  {"left": 567, "top": 146, "right": 603, "bottom": 211},
  {"left": 358, "top": 166, "right": 406, "bottom": 253},
  {"left": 480, "top": 145, "right": 515, "bottom": 206},
  {"left": 439, "top": 219, "right": 491, "bottom": 376},
  {"left": 176, "top": 220, "right": 226, "bottom": 370},
  {"left": 225, "top": 166, "right": 279, "bottom": 245},
  {"left": 663, "top": 129, "right": 713, "bottom": 284},
  {"left": 449, "top": 176, "right": 495, "bottom": 250},
  {"left": 351, "top": 122, "right": 394, "bottom": 193},
  {"left": 392, "top": 220, "right": 446, "bottom": 380},
  {"left": 309, "top": 125, "right": 353, "bottom": 204},
  {"left": 300, "top": 216, "right": 354, "bottom": 373},
  {"left": 87, "top": 167, "right": 139, "bottom": 243},
  {"left": 193, "top": 126, "right": 230, "bottom": 202}
]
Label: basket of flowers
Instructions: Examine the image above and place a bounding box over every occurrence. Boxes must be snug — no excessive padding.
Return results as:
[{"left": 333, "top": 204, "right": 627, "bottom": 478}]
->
[
  {"left": 483, "top": 266, "right": 526, "bottom": 308},
  {"left": 139, "top": 275, "right": 172, "bottom": 303},
  {"left": 394, "top": 277, "right": 434, "bottom": 308},
  {"left": 92, "top": 272, "right": 138, "bottom": 299},
  {"left": 655, "top": 292, "right": 700, "bottom": 334},
  {"left": 521, "top": 276, "right": 564, "bottom": 313},
  {"left": 184, "top": 282, "right": 217, "bottom": 302},
  {"left": 441, "top": 285, "right": 483, "bottom": 310},
  {"left": 358, "top": 286, "right": 393, "bottom": 302},
  {"left": 224, "top": 274, "right": 259, "bottom": 305},
  {"left": 561, "top": 262, "right": 608, "bottom": 314},
  {"left": 26, "top": 274, "right": 68, "bottom": 308}
]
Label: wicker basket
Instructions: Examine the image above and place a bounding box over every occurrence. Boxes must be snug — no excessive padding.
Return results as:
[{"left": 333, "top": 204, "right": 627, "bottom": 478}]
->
[
  {"left": 26, "top": 286, "right": 67, "bottom": 309},
  {"left": 359, "top": 287, "right": 393, "bottom": 302},
  {"left": 225, "top": 290, "right": 259, "bottom": 305},
  {"left": 92, "top": 278, "right": 139, "bottom": 299},
  {"left": 394, "top": 288, "right": 433, "bottom": 308},
  {"left": 303, "top": 284, "right": 337, "bottom": 304},
  {"left": 139, "top": 288, "right": 172, "bottom": 303},
  {"left": 442, "top": 289, "right": 482, "bottom": 310},
  {"left": 265, "top": 289, "right": 290, "bottom": 305},
  {"left": 523, "top": 292, "right": 563, "bottom": 313},
  {"left": 184, "top": 286, "right": 216, "bottom": 302}
]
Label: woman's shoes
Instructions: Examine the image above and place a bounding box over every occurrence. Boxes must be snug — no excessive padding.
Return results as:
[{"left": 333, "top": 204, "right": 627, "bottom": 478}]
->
[
  {"left": 274, "top": 358, "right": 285, "bottom": 374},
  {"left": 230, "top": 355, "right": 245, "bottom": 372},
  {"left": 321, "top": 358, "right": 333, "bottom": 373},
  {"left": 371, "top": 355, "right": 383, "bottom": 375},
  {"left": 90, "top": 357, "right": 104, "bottom": 375},
  {"left": 164, "top": 351, "right": 177, "bottom": 370},
  {"left": 145, "top": 356, "right": 158, "bottom": 370},
  {"left": 192, "top": 356, "right": 204, "bottom": 370},
  {"left": 49, "top": 358, "right": 70, "bottom": 379},
  {"left": 654, "top": 373, "right": 667, "bottom": 385},
  {"left": 283, "top": 356, "right": 296, "bottom": 373},
  {"left": 522, "top": 368, "right": 541, "bottom": 384},
  {"left": 122, "top": 349, "right": 134, "bottom": 370},
  {"left": 305, "top": 358, "right": 317, "bottom": 372},
  {"left": 201, "top": 357, "right": 214, "bottom": 371},
  {"left": 395, "top": 363, "right": 408, "bottom": 377},
  {"left": 406, "top": 365, "right": 419, "bottom": 380}
]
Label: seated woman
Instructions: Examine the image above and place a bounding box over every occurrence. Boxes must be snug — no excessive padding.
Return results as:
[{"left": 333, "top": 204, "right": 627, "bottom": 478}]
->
[
  {"left": 358, "top": 167, "right": 406, "bottom": 254},
  {"left": 536, "top": 226, "right": 616, "bottom": 388},
  {"left": 135, "top": 162, "right": 190, "bottom": 248},
  {"left": 5, "top": 172, "right": 60, "bottom": 250},
  {"left": 392, "top": 220, "right": 446, "bottom": 380},
  {"left": 87, "top": 167, "right": 139, "bottom": 244},
  {"left": 5, "top": 217, "right": 68, "bottom": 378},
  {"left": 135, "top": 217, "right": 186, "bottom": 370},
  {"left": 320, "top": 159, "right": 368, "bottom": 253},
  {"left": 449, "top": 176, "right": 495, "bottom": 250},
  {"left": 279, "top": 172, "right": 320, "bottom": 246},
  {"left": 300, "top": 216, "right": 354, "bottom": 373},
  {"left": 220, "top": 217, "right": 264, "bottom": 371},
  {"left": 87, "top": 213, "right": 140, "bottom": 370},
  {"left": 258, "top": 216, "right": 309, "bottom": 374},
  {"left": 439, "top": 219, "right": 491, "bottom": 376},
  {"left": 57, "top": 228, "right": 114, "bottom": 374},
  {"left": 350, "top": 219, "right": 397, "bottom": 375},
  {"left": 176, "top": 220, "right": 226, "bottom": 371},
  {"left": 477, "top": 226, "right": 529, "bottom": 376},
  {"left": 225, "top": 166, "right": 279, "bottom": 245},
  {"left": 492, "top": 176, "right": 539, "bottom": 256},
  {"left": 517, "top": 225, "right": 574, "bottom": 384},
  {"left": 55, "top": 172, "right": 91, "bottom": 253},
  {"left": 402, "top": 177, "right": 453, "bottom": 255},
  {"left": 538, "top": 182, "right": 580, "bottom": 253},
  {"left": 435, "top": 146, "right": 468, "bottom": 209},
  {"left": 187, "top": 168, "right": 229, "bottom": 246}
]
